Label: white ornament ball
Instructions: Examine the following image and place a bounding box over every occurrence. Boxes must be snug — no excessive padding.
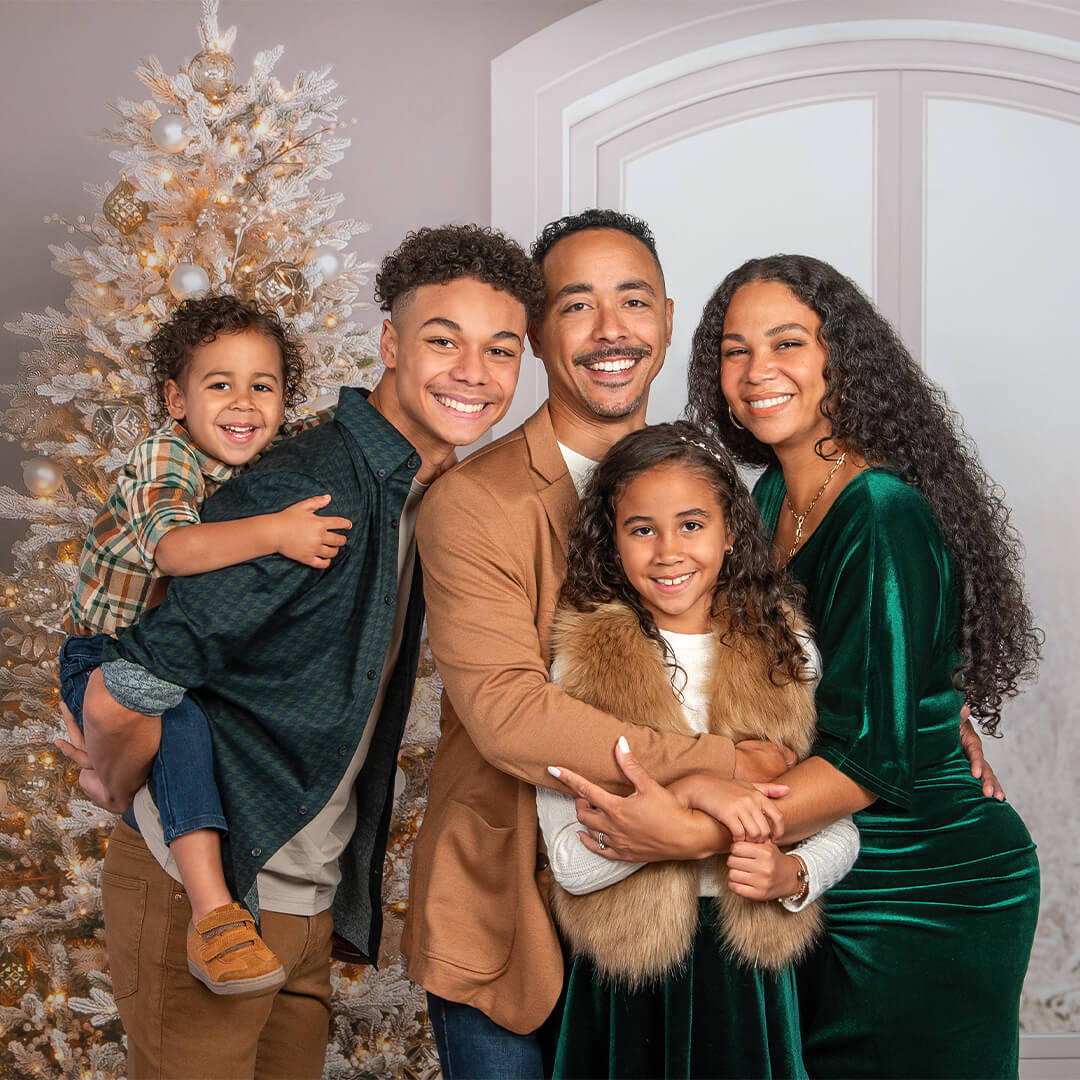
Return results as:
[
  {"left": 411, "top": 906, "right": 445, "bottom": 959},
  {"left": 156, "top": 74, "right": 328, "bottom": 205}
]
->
[
  {"left": 151, "top": 113, "right": 190, "bottom": 154},
  {"left": 23, "top": 457, "right": 63, "bottom": 497},
  {"left": 312, "top": 248, "right": 345, "bottom": 283},
  {"left": 168, "top": 263, "right": 211, "bottom": 300}
]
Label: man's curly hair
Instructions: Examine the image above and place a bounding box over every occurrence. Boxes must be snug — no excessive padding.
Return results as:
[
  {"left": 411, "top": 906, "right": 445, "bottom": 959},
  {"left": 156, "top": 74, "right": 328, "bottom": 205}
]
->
[
  {"left": 374, "top": 225, "right": 544, "bottom": 321},
  {"left": 561, "top": 421, "right": 810, "bottom": 687},
  {"left": 686, "top": 254, "right": 1042, "bottom": 734},
  {"left": 146, "top": 295, "right": 305, "bottom": 423},
  {"left": 530, "top": 208, "right": 664, "bottom": 284}
]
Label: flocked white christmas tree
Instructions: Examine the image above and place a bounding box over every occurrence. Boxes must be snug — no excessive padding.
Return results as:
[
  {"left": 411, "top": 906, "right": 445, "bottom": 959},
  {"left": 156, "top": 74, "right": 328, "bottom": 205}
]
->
[{"left": 0, "top": 3, "right": 442, "bottom": 1076}]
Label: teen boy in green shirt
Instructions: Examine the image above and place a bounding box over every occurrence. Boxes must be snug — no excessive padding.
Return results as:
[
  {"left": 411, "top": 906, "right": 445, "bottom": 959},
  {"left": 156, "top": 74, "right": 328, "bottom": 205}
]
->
[{"left": 60, "top": 224, "right": 543, "bottom": 1079}]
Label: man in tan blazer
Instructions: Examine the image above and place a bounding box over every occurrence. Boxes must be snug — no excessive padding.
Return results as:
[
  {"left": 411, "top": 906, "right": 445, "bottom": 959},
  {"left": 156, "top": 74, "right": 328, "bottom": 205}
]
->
[{"left": 401, "top": 210, "right": 791, "bottom": 1076}]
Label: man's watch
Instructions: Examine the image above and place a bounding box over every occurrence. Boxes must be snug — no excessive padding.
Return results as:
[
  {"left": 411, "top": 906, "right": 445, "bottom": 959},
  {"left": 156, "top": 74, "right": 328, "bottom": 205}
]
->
[{"left": 781, "top": 853, "right": 809, "bottom": 905}]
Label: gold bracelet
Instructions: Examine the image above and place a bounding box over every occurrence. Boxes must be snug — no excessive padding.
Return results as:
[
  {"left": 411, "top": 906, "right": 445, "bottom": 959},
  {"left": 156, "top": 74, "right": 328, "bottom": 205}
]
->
[{"left": 780, "top": 853, "right": 809, "bottom": 905}]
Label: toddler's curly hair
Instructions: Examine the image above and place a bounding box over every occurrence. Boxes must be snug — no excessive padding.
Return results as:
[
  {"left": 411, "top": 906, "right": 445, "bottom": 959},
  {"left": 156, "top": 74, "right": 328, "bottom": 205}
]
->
[{"left": 145, "top": 295, "right": 305, "bottom": 423}]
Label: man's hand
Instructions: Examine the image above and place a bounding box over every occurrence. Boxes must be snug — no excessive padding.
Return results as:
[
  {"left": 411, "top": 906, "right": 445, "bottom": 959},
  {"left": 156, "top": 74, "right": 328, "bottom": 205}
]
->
[
  {"left": 733, "top": 739, "right": 796, "bottom": 783},
  {"left": 80, "top": 668, "right": 159, "bottom": 808},
  {"left": 960, "top": 710, "right": 1005, "bottom": 800},
  {"left": 727, "top": 841, "right": 802, "bottom": 901},
  {"left": 55, "top": 702, "right": 125, "bottom": 814},
  {"left": 548, "top": 738, "right": 789, "bottom": 860}
]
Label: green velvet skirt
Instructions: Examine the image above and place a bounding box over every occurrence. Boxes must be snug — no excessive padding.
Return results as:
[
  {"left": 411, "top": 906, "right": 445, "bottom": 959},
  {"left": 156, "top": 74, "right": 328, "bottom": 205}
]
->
[{"left": 553, "top": 898, "right": 807, "bottom": 1079}]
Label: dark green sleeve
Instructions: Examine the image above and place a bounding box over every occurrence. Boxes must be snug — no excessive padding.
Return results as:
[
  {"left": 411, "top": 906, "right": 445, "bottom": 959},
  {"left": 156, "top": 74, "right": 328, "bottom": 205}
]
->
[
  {"left": 105, "top": 469, "right": 351, "bottom": 690},
  {"left": 809, "top": 482, "right": 951, "bottom": 807}
]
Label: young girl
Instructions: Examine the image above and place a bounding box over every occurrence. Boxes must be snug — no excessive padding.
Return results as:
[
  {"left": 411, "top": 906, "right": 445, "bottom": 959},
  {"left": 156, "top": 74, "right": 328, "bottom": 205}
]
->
[
  {"left": 57, "top": 294, "right": 349, "bottom": 995},
  {"left": 539, "top": 422, "right": 859, "bottom": 1079}
]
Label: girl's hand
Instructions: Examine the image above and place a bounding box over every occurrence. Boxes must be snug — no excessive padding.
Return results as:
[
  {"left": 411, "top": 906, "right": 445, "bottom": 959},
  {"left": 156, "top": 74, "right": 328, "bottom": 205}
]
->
[
  {"left": 727, "top": 841, "right": 802, "bottom": 901},
  {"left": 667, "top": 772, "right": 789, "bottom": 842},
  {"left": 548, "top": 738, "right": 726, "bottom": 862},
  {"left": 274, "top": 494, "right": 352, "bottom": 568}
]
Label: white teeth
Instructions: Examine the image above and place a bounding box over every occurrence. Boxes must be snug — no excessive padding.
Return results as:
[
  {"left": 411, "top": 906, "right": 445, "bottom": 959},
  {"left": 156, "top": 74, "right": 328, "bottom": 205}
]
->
[
  {"left": 434, "top": 395, "right": 486, "bottom": 414},
  {"left": 748, "top": 395, "right": 792, "bottom": 410},
  {"left": 586, "top": 358, "right": 635, "bottom": 372},
  {"left": 223, "top": 425, "right": 255, "bottom": 434},
  {"left": 656, "top": 572, "right": 693, "bottom": 586}
]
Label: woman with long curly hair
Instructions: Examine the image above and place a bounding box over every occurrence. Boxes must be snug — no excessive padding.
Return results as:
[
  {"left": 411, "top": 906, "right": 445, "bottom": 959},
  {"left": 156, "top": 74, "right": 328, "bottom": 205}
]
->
[
  {"left": 680, "top": 255, "right": 1041, "bottom": 1078},
  {"left": 539, "top": 422, "right": 860, "bottom": 1078}
]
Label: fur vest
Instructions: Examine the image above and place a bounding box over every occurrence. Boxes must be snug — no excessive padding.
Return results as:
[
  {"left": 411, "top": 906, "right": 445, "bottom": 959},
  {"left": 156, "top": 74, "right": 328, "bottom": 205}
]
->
[{"left": 548, "top": 600, "right": 821, "bottom": 986}]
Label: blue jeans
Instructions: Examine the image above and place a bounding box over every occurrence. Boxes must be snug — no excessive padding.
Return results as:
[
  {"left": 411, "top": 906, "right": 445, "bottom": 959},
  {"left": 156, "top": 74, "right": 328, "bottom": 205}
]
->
[
  {"left": 427, "top": 993, "right": 550, "bottom": 1080},
  {"left": 58, "top": 634, "right": 226, "bottom": 843}
]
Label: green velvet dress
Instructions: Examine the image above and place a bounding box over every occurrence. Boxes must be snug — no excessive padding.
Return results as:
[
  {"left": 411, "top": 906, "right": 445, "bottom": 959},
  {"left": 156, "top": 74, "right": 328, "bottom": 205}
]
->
[
  {"left": 754, "top": 467, "right": 1040, "bottom": 1079},
  {"left": 553, "top": 898, "right": 807, "bottom": 1079}
]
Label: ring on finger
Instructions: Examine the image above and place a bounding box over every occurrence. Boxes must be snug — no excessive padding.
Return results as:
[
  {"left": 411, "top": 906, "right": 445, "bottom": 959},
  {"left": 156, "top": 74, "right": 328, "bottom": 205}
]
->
[{"left": 597, "top": 831, "right": 606, "bottom": 851}]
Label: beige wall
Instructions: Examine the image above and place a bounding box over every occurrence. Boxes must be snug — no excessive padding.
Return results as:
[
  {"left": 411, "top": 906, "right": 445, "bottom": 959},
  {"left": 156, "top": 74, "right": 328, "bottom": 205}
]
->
[{"left": 0, "top": 0, "right": 590, "bottom": 566}]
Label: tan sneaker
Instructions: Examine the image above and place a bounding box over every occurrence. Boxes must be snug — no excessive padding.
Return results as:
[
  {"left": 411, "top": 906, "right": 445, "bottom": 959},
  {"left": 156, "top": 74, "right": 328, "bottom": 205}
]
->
[{"left": 186, "top": 902, "right": 286, "bottom": 995}]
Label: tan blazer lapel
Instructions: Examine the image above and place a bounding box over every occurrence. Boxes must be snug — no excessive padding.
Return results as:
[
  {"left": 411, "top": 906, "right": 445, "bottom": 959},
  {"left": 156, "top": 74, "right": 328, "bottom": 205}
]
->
[{"left": 523, "top": 403, "right": 578, "bottom": 556}]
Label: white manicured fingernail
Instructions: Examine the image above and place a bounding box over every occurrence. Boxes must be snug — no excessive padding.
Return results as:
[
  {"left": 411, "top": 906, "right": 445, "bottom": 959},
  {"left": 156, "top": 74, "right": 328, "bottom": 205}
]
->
[
  {"left": 617, "top": 736, "right": 630, "bottom": 754},
  {"left": 547, "top": 766, "right": 561, "bottom": 778}
]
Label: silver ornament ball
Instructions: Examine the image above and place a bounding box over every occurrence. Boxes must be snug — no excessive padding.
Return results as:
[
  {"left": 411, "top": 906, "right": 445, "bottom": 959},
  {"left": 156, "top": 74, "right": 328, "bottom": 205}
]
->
[
  {"left": 23, "top": 457, "right": 63, "bottom": 497},
  {"left": 168, "top": 263, "right": 211, "bottom": 300},
  {"left": 312, "top": 248, "right": 345, "bottom": 283},
  {"left": 151, "top": 113, "right": 190, "bottom": 154}
]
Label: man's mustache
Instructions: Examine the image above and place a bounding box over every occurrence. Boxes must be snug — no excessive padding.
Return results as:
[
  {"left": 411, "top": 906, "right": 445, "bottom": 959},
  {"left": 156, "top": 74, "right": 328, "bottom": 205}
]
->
[{"left": 573, "top": 344, "right": 651, "bottom": 367}]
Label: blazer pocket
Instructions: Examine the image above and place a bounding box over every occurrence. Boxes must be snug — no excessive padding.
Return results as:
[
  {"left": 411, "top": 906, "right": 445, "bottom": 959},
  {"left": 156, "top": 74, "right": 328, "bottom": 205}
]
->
[
  {"left": 100, "top": 870, "right": 147, "bottom": 1000},
  {"left": 421, "top": 800, "right": 516, "bottom": 975}
]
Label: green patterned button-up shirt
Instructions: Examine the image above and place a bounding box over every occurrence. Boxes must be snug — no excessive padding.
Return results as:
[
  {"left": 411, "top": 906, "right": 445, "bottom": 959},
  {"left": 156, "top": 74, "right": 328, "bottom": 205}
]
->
[{"left": 104, "top": 387, "right": 424, "bottom": 959}]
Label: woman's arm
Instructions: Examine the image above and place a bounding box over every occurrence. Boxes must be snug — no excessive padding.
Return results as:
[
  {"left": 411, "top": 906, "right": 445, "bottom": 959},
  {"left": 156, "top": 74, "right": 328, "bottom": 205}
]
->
[{"left": 675, "top": 756, "right": 874, "bottom": 845}]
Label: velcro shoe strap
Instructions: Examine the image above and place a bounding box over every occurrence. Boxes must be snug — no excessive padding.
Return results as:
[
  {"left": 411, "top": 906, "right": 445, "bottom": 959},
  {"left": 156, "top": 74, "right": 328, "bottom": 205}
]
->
[
  {"left": 194, "top": 904, "right": 254, "bottom": 935},
  {"left": 199, "top": 923, "right": 258, "bottom": 963}
]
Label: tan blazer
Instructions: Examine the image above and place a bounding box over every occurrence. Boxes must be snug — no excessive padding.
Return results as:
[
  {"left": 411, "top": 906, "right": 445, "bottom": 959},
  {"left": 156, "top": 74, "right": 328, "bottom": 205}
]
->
[{"left": 400, "top": 403, "right": 737, "bottom": 1034}]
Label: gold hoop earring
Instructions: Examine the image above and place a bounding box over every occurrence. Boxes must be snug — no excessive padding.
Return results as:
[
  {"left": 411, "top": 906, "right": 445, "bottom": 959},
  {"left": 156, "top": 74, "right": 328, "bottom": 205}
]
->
[
  {"left": 725, "top": 545, "right": 734, "bottom": 555},
  {"left": 727, "top": 404, "right": 745, "bottom": 431}
]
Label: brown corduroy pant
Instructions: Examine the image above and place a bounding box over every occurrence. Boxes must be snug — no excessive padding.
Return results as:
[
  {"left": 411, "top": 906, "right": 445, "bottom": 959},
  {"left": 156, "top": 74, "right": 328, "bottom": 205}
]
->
[{"left": 101, "top": 820, "right": 334, "bottom": 1080}]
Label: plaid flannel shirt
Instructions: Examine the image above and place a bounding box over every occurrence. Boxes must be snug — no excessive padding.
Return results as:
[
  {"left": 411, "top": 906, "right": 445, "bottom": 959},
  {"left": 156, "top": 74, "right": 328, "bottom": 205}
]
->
[{"left": 68, "top": 421, "right": 235, "bottom": 635}]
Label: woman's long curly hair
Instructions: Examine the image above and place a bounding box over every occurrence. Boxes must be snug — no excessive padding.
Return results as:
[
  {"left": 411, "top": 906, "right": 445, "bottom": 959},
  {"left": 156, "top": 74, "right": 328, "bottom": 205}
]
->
[
  {"left": 686, "top": 254, "right": 1042, "bottom": 733},
  {"left": 561, "top": 422, "right": 810, "bottom": 685}
]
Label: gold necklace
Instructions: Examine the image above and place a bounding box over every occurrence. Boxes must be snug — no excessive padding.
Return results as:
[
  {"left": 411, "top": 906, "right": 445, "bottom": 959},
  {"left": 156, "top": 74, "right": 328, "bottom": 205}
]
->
[{"left": 784, "top": 453, "right": 847, "bottom": 561}]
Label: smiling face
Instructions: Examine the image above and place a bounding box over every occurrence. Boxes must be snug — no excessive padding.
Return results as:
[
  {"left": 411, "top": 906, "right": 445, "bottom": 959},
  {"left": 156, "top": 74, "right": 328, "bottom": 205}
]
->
[
  {"left": 372, "top": 276, "right": 526, "bottom": 477},
  {"left": 531, "top": 228, "right": 673, "bottom": 430},
  {"left": 719, "top": 279, "right": 831, "bottom": 457},
  {"left": 164, "top": 330, "right": 286, "bottom": 466},
  {"left": 614, "top": 462, "right": 731, "bottom": 635}
]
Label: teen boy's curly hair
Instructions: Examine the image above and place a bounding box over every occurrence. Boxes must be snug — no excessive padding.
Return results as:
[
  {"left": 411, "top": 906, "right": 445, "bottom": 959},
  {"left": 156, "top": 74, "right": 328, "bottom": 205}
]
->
[
  {"left": 146, "top": 295, "right": 306, "bottom": 423},
  {"left": 561, "top": 422, "right": 810, "bottom": 686},
  {"left": 687, "top": 254, "right": 1042, "bottom": 733},
  {"left": 374, "top": 225, "right": 545, "bottom": 321}
]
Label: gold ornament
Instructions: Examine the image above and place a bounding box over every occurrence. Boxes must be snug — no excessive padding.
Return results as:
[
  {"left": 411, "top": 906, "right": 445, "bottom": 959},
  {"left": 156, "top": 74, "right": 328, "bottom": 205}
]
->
[
  {"left": 253, "top": 262, "right": 313, "bottom": 315},
  {"left": 189, "top": 49, "right": 235, "bottom": 103},
  {"left": 0, "top": 950, "right": 31, "bottom": 1007},
  {"left": 22, "top": 457, "right": 63, "bottom": 497},
  {"left": 103, "top": 177, "right": 148, "bottom": 235},
  {"left": 91, "top": 404, "right": 148, "bottom": 452}
]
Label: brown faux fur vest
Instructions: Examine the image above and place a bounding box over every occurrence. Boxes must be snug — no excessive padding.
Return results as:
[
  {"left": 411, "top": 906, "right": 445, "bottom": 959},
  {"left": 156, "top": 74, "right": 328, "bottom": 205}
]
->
[{"left": 548, "top": 600, "right": 821, "bottom": 986}]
